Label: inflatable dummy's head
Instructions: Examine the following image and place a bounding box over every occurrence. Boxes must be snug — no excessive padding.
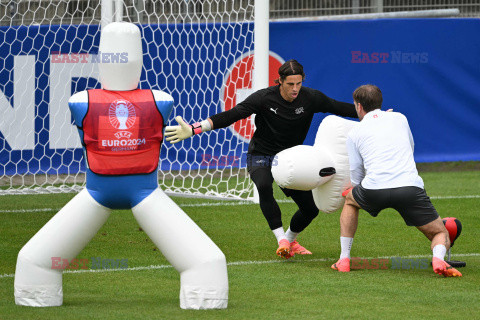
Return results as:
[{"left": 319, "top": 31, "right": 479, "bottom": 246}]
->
[
  {"left": 272, "top": 115, "right": 358, "bottom": 213},
  {"left": 98, "top": 22, "right": 142, "bottom": 91}
]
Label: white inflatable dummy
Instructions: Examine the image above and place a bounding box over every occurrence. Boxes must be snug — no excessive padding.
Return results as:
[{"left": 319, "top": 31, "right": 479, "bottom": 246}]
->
[
  {"left": 272, "top": 145, "right": 336, "bottom": 191},
  {"left": 312, "top": 115, "right": 358, "bottom": 213},
  {"left": 271, "top": 115, "right": 357, "bottom": 213},
  {"left": 14, "top": 22, "right": 228, "bottom": 310}
]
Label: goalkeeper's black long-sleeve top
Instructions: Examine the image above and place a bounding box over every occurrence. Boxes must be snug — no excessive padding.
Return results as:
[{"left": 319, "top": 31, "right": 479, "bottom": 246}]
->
[{"left": 210, "top": 85, "right": 358, "bottom": 156}]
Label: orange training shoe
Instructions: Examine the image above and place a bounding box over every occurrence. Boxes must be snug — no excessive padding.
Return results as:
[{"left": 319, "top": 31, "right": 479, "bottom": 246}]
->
[
  {"left": 432, "top": 257, "right": 462, "bottom": 277},
  {"left": 331, "top": 257, "right": 351, "bottom": 272},
  {"left": 290, "top": 240, "right": 312, "bottom": 256},
  {"left": 276, "top": 239, "right": 291, "bottom": 259}
]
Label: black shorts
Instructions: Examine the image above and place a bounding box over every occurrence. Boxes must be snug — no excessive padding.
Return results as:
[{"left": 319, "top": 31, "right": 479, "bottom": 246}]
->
[{"left": 352, "top": 185, "right": 439, "bottom": 227}]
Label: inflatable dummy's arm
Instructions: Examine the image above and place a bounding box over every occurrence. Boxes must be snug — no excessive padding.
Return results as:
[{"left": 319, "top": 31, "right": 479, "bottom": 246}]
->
[
  {"left": 152, "top": 90, "right": 174, "bottom": 126},
  {"left": 68, "top": 91, "right": 89, "bottom": 127},
  {"left": 271, "top": 115, "right": 358, "bottom": 213}
]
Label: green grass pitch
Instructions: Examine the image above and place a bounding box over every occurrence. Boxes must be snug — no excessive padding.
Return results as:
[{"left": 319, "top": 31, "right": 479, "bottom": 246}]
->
[{"left": 0, "top": 171, "right": 479, "bottom": 319}]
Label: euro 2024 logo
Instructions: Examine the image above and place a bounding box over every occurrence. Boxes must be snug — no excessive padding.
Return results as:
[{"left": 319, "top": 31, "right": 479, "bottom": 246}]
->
[{"left": 109, "top": 100, "right": 136, "bottom": 139}]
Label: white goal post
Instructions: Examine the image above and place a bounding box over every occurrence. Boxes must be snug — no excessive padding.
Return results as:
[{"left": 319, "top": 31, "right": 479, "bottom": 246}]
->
[{"left": 0, "top": 0, "right": 270, "bottom": 200}]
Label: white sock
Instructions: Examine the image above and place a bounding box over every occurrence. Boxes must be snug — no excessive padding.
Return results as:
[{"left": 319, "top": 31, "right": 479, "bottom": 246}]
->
[
  {"left": 340, "top": 237, "right": 354, "bottom": 259},
  {"left": 272, "top": 227, "right": 286, "bottom": 244},
  {"left": 285, "top": 227, "right": 299, "bottom": 243},
  {"left": 432, "top": 244, "right": 447, "bottom": 260}
]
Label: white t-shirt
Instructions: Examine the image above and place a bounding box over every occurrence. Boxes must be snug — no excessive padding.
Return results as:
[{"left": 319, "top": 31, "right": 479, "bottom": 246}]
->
[{"left": 347, "top": 109, "right": 424, "bottom": 189}]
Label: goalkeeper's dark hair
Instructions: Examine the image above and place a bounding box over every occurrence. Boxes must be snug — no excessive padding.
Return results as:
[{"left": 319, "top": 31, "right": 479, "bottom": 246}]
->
[
  {"left": 274, "top": 59, "right": 305, "bottom": 84},
  {"left": 353, "top": 84, "right": 383, "bottom": 112}
]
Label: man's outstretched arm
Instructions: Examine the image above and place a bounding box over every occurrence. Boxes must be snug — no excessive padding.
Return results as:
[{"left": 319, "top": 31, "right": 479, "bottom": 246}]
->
[{"left": 165, "top": 92, "right": 260, "bottom": 144}]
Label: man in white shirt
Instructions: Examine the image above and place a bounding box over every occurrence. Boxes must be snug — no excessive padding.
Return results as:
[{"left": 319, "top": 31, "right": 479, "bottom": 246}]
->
[{"left": 331, "top": 84, "right": 462, "bottom": 277}]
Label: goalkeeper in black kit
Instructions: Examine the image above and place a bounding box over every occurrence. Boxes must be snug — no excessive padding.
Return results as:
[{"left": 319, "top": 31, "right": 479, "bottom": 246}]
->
[{"left": 165, "top": 59, "right": 357, "bottom": 258}]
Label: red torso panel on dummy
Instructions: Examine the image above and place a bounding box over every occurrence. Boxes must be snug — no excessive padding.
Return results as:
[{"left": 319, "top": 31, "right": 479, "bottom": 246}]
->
[{"left": 83, "top": 89, "right": 164, "bottom": 175}]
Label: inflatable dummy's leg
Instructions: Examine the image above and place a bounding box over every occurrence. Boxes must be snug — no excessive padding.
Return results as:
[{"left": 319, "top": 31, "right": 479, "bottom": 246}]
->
[
  {"left": 132, "top": 188, "right": 228, "bottom": 310},
  {"left": 14, "top": 189, "right": 111, "bottom": 307}
]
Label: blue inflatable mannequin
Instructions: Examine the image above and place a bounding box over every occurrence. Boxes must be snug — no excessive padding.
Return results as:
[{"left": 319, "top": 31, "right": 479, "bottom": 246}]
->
[{"left": 14, "top": 22, "right": 228, "bottom": 310}]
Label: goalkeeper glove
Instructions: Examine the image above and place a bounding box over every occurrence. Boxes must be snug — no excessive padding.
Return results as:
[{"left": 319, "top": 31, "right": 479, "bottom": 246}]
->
[{"left": 165, "top": 116, "right": 204, "bottom": 144}]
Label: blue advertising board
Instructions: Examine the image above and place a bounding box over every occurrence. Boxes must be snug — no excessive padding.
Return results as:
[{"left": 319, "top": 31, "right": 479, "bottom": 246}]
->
[{"left": 1, "top": 19, "right": 479, "bottom": 176}]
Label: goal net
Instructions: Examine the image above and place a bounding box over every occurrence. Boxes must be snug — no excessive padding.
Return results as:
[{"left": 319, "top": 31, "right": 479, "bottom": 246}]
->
[{"left": 0, "top": 0, "right": 261, "bottom": 200}]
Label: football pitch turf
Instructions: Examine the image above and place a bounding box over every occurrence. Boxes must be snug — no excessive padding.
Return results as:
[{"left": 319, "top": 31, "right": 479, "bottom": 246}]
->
[{"left": 0, "top": 170, "right": 479, "bottom": 319}]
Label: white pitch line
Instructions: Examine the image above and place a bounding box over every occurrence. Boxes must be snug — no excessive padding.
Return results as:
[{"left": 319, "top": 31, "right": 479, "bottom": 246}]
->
[
  {"left": 179, "top": 201, "right": 256, "bottom": 207},
  {"left": 1, "top": 194, "right": 478, "bottom": 214},
  {"left": 147, "top": 198, "right": 294, "bottom": 208},
  {"left": 1, "top": 253, "right": 479, "bottom": 280},
  {"left": 0, "top": 208, "right": 58, "bottom": 213},
  {"left": 430, "top": 195, "right": 480, "bottom": 200}
]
